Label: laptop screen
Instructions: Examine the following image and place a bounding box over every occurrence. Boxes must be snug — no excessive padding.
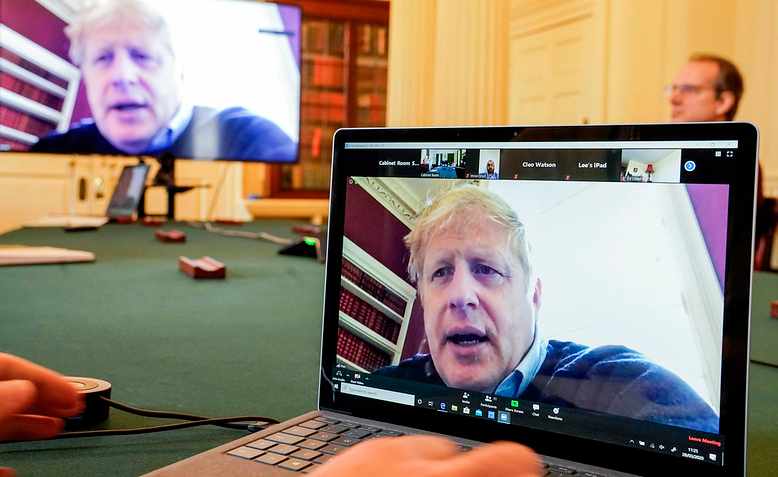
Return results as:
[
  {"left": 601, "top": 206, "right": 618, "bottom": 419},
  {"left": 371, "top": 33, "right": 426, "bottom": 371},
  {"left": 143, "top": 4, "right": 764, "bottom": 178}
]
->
[{"left": 325, "top": 133, "right": 753, "bottom": 472}]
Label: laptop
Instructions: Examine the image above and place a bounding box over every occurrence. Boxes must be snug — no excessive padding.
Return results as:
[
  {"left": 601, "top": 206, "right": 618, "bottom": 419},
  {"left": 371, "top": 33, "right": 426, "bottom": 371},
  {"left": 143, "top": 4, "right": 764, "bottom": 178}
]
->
[
  {"left": 23, "top": 162, "right": 150, "bottom": 228},
  {"left": 147, "top": 123, "right": 758, "bottom": 476},
  {"left": 104, "top": 162, "right": 150, "bottom": 220}
]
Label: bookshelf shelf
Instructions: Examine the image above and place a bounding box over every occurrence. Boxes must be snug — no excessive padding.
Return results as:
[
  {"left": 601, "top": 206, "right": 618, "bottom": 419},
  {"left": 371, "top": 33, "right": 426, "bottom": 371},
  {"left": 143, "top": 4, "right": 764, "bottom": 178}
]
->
[
  {"left": 336, "top": 237, "right": 417, "bottom": 371},
  {"left": 339, "top": 312, "right": 397, "bottom": 355},
  {"left": 341, "top": 276, "right": 404, "bottom": 324},
  {"left": 0, "top": 24, "right": 81, "bottom": 150}
]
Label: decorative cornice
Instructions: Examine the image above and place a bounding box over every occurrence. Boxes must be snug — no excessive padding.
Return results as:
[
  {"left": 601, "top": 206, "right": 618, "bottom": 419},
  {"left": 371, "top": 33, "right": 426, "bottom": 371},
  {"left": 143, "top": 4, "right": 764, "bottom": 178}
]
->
[{"left": 353, "top": 177, "right": 419, "bottom": 229}]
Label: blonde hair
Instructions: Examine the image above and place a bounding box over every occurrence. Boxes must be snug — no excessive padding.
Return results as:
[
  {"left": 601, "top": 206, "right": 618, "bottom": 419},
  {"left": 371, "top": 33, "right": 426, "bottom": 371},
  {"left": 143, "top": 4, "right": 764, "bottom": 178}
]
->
[
  {"left": 405, "top": 184, "right": 534, "bottom": 290},
  {"left": 66, "top": 0, "right": 174, "bottom": 66}
]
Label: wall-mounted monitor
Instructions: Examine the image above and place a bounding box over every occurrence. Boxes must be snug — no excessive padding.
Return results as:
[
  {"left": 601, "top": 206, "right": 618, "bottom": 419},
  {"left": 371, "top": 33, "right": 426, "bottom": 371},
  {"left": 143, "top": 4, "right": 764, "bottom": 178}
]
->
[{"left": 0, "top": 0, "right": 301, "bottom": 163}]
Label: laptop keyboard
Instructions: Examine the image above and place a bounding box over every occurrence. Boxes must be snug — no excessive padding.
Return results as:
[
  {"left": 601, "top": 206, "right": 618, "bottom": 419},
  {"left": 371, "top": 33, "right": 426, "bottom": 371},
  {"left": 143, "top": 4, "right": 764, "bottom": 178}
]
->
[{"left": 225, "top": 416, "right": 609, "bottom": 476}]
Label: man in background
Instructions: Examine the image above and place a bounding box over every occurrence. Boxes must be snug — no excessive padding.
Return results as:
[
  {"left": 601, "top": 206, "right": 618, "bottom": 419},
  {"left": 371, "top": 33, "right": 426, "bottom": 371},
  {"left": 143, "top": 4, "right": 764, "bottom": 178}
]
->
[
  {"left": 668, "top": 53, "right": 774, "bottom": 269},
  {"left": 31, "top": 0, "right": 296, "bottom": 162},
  {"left": 667, "top": 53, "right": 742, "bottom": 122}
]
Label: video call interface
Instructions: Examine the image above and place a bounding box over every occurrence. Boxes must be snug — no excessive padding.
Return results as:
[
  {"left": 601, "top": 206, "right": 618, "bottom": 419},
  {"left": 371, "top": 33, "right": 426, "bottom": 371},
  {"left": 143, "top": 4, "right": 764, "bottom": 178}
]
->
[{"left": 332, "top": 140, "right": 737, "bottom": 467}]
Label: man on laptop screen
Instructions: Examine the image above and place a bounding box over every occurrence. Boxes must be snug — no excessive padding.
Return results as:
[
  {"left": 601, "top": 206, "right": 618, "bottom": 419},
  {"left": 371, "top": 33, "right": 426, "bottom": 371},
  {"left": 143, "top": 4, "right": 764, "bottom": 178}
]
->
[{"left": 374, "top": 184, "right": 718, "bottom": 433}]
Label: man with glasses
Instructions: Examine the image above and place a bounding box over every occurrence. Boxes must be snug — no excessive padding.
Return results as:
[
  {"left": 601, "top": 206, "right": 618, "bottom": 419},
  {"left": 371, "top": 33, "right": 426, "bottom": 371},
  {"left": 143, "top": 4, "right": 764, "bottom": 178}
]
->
[
  {"left": 666, "top": 53, "right": 743, "bottom": 122},
  {"left": 668, "top": 54, "right": 774, "bottom": 270}
]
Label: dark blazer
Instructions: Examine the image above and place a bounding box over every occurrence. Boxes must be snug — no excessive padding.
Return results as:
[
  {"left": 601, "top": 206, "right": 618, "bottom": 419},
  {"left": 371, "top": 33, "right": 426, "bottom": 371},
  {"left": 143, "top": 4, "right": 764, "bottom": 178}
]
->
[{"left": 31, "top": 106, "right": 297, "bottom": 162}]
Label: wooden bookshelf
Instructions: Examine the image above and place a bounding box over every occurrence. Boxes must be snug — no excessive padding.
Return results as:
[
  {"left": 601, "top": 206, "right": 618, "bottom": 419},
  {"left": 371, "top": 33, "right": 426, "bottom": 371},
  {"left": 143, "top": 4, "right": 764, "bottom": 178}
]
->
[
  {"left": 335, "top": 237, "right": 417, "bottom": 372},
  {"left": 0, "top": 24, "right": 80, "bottom": 152},
  {"left": 268, "top": 0, "right": 389, "bottom": 198}
]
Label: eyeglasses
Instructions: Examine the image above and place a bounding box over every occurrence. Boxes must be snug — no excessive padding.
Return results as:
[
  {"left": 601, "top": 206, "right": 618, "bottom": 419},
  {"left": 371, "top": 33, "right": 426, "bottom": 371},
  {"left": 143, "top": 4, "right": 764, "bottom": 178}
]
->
[{"left": 663, "top": 83, "right": 716, "bottom": 97}]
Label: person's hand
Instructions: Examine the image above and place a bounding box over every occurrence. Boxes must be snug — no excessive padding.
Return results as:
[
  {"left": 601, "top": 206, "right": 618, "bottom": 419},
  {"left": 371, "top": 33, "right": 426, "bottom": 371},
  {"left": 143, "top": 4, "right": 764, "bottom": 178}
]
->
[
  {"left": 0, "top": 354, "right": 83, "bottom": 476},
  {"left": 308, "top": 435, "right": 542, "bottom": 477},
  {"left": 0, "top": 353, "right": 83, "bottom": 476}
]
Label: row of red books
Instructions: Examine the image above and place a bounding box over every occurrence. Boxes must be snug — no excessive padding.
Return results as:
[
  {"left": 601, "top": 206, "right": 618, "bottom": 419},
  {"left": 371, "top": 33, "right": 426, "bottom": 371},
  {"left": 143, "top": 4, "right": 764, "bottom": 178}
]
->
[
  {"left": 1, "top": 74, "right": 64, "bottom": 112},
  {"left": 302, "top": 104, "right": 346, "bottom": 123},
  {"left": 356, "top": 109, "right": 386, "bottom": 126},
  {"left": 356, "top": 68, "right": 389, "bottom": 86},
  {"left": 302, "top": 21, "right": 346, "bottom": 57},
  {"left": 0, "top": 48, "right": 69, "bottom": 89},
  {"left": 302, "top": 91, "right": 346, "bottom": 107},
  {"left": 340, "top": 259, "right": 408, "bottom": 316},
  {"left": 357, "top": 25, "right": 388, "bottom": 58},
  {"left": 0, "top": 106, "right": 54, "bottom": 139},
  {"left": 341, "top": 259, "right": 362, "bottom": 283},
  {"left": 303, "top": 59, "right": 347, "bottom": 89},
  {"left": 337, "top": 327, "right": 391, "bottom": 372},
  {"left": 356, "top": 93, "right": 386, "bottom": 109},
  {"left": 299, "top": 127, "right": 340, "bottom": 161},
  {"left": 339, "top": 290, "right": 400, "bottom": 343}
]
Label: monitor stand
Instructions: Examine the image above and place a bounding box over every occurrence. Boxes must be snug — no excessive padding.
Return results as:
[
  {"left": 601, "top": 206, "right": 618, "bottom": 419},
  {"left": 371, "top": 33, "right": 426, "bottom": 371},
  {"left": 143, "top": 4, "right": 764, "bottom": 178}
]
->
[{"left": 137, "top": 152, "right": 195, "bottom": 220}]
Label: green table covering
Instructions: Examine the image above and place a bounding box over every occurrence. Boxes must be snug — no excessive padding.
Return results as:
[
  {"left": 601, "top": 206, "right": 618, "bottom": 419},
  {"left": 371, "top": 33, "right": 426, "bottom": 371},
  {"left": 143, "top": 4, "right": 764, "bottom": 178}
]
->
[
  {"left": 0, "top": 222, "right": 324, "bottom": 475},
  {"left": 0, "top": 224, "right": 775, "bottom": 475},
  {"left": 749, "top": 271, "right": 778, "bottom": 366}
]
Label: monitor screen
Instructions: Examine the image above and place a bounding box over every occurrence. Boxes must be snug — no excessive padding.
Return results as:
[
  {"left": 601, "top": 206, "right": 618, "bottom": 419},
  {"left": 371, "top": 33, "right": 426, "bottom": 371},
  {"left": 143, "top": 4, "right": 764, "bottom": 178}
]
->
[
  {"left": 0, "top": 0, "right": 300, "bottom": 163},
  {"left": 331, "top": 137, "right": 742, "bottom": 468}
]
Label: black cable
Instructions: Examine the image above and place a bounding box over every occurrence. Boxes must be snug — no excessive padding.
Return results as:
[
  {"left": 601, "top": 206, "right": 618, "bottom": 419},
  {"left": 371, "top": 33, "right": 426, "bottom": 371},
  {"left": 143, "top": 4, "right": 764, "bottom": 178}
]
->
[
  {"left": 53, "top": 396, "right": 280, "bottom": 439},
  {"left": 56, "top": 416, "right": 277, "bottom": 439},
  {"left": 102, "top": 396, "right": 233, "bottom": 423},
  {"left": 750, "top": 359, "right": 778, "bottom": 370}
]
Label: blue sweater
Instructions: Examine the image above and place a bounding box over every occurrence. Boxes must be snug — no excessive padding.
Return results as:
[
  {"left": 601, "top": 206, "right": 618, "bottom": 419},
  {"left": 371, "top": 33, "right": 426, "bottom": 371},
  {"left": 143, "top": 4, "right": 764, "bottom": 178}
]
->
[
  {"left": 375, "top": 340, "right": 719, "bottom": 434},
  {"left": 31, "top": 106, "right": 296, "bottom": 162}
]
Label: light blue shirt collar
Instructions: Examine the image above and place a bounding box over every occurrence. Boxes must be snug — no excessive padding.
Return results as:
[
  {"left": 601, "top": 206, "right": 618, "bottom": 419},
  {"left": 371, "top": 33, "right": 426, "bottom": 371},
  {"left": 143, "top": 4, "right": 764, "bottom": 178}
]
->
[
  {"left": 145, "top": 102, "right": 194, "bottom": 153},
  {"left": 493, "top": 326, "right": 547, "bottom": 397}
]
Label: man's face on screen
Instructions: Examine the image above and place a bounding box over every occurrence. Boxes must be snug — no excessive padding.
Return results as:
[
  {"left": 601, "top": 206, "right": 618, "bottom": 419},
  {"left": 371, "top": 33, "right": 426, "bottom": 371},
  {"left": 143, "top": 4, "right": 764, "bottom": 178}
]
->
[
  {"left": 418, "top": 216, "right": 536, "bottom": 394},
  {"left": 487, "top": 160, "right": 495, "bottom": 174},
  {"left": 81, "top": 21, "right": 182, "bottom": 154}
]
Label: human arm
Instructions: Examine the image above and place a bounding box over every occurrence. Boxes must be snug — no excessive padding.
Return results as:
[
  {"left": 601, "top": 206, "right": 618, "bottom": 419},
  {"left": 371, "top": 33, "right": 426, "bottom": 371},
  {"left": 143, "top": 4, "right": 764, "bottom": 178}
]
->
[{"left": 308, "top": 435, "right": 541, "bottom": 477}]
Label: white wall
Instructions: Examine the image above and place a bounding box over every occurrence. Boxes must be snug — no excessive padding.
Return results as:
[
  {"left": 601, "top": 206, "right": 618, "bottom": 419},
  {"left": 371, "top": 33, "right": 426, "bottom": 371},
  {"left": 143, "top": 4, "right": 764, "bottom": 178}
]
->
[{"left": 486, "top": 180, "right": 722, "bottom": 411}]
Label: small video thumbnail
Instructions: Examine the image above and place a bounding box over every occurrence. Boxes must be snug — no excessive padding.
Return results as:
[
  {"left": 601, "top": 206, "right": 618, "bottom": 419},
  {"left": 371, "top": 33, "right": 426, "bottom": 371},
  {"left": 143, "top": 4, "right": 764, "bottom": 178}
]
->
[
  {"left": 476, "top": 150, "right": 500, "bottom": 179},
  {"left": 621, "top": 150, "right": 681, "bottom": 183},
  {"left": 420, "top": 149, "right": 479, "bottom": 178}
]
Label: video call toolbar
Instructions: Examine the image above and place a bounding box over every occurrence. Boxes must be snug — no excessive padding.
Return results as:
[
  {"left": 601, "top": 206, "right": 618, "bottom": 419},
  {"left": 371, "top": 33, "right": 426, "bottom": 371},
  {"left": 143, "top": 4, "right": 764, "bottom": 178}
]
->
[{"left": 332, "top": 367, "right": 725, "bottom": 467}]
